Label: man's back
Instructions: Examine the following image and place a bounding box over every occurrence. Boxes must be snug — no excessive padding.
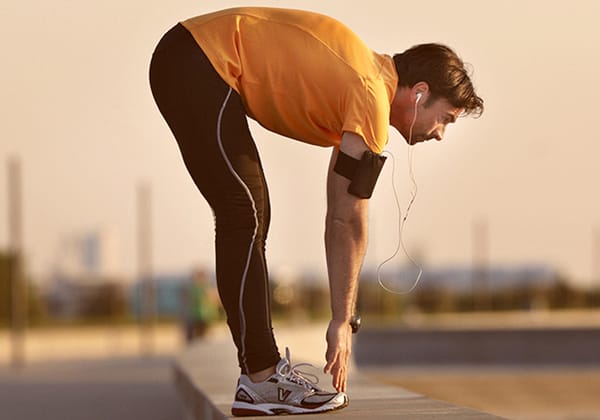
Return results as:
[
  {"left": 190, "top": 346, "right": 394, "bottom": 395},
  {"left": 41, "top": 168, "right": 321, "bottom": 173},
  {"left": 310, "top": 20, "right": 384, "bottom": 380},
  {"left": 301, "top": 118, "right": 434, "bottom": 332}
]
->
[{"left": 182, "top": 7, "right": 398, "bottom": 152}]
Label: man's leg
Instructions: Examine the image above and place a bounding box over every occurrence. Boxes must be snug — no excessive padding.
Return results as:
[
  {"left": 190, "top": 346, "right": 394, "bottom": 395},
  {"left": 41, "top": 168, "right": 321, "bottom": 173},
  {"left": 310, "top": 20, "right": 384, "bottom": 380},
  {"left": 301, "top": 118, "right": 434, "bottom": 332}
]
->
[
  {"left": 149, "top": 23, "right": 279, "bottom": 374},
  {"left": 209, "top": 86, "right": 280, "bottom": 374}
]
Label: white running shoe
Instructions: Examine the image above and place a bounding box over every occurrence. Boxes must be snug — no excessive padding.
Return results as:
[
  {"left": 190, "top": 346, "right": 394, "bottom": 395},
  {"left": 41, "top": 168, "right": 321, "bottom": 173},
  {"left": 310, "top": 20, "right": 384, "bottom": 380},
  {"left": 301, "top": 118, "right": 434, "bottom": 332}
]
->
[{"left": 231, "top": 348, "right": 348, "bottom": 416}]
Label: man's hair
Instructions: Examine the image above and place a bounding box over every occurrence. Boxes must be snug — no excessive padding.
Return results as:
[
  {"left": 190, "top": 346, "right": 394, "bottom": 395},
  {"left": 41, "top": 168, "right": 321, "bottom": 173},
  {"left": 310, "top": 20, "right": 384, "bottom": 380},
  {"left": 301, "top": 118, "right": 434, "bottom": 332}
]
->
[{"left": 393, "top": 43, "right": 484, "bottom": 117}]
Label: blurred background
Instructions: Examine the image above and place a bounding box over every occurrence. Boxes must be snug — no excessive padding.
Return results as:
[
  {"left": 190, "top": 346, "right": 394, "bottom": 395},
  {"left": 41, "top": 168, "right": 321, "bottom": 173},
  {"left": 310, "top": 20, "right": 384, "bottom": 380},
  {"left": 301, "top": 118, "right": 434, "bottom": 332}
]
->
[{"left": 1, "top": 0, "right": 600, "bottom": 419}]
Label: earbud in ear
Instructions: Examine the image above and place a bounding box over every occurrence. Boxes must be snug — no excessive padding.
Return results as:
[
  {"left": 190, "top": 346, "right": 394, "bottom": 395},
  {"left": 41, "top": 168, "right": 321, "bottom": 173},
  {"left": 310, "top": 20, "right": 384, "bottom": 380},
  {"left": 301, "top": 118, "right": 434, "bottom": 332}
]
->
[{"left": 415, "top": 92, "right": 423, "bottom": 103}]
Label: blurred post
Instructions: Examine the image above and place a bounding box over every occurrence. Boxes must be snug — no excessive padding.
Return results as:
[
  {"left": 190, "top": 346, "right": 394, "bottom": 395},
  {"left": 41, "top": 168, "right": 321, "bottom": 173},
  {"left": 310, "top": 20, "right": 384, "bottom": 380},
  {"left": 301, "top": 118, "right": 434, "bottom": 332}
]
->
[
  {"left": 472, "top": 218, "right": 490, "bottom": 311},
  {"left": 594, "top": 227, "right": 600, "bottom": 290},
  {"left": 137, "top": 182, "right": 155, "bottom": 356},
  {"left": 7, "top": 157, "right": 26, "bottom": 368}
]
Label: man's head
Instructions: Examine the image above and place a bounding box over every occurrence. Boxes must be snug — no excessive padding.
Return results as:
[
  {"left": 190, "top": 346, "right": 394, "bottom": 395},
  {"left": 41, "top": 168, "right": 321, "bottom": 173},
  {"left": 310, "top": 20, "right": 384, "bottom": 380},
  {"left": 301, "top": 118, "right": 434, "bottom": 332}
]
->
[{"left": 389, "top": 43, "right": 484, "bottom": 144}]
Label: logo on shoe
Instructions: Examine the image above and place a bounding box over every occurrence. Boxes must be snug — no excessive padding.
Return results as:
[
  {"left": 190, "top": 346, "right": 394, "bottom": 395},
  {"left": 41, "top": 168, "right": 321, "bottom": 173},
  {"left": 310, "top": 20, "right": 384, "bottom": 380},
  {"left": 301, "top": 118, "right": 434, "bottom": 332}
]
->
[
  {"left": 278, "top": 387, "right": 292, "bottom": 402},
  {"left": 235, "top": 388, "right": 254, "bottom": 403}
]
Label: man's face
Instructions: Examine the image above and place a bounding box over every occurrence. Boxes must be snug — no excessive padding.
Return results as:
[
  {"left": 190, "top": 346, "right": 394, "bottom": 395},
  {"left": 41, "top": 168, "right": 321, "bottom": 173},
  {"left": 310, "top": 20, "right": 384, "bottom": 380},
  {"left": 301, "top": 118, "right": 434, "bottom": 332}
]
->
[{"left": 397, "top": 96, "right": 463, "bottom": 145}]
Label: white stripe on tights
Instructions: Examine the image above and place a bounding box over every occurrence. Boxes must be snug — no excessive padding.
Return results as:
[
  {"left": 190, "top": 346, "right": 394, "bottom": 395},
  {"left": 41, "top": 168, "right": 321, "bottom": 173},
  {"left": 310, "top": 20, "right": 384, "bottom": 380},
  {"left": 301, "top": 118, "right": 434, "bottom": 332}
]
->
[{"left": 216, "top": 87, "right": 258, "bottom": 373}]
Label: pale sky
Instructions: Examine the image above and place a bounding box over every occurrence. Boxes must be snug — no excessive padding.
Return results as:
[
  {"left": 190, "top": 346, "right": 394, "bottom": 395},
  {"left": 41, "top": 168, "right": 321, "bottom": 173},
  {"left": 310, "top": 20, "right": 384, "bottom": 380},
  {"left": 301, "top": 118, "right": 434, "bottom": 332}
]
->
[{"left": 1, "top": 0, "right": 599, "bottom": 286}]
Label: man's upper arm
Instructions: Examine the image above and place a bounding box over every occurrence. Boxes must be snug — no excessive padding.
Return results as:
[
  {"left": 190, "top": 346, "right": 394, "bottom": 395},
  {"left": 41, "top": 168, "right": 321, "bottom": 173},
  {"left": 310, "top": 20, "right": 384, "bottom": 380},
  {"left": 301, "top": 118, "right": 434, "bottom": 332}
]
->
[
  {"left": 329, "top": 130, "right": 388, "bottom": 202},
  {"left": 326, "top": 132, "right": 370, "bottom": 217}
]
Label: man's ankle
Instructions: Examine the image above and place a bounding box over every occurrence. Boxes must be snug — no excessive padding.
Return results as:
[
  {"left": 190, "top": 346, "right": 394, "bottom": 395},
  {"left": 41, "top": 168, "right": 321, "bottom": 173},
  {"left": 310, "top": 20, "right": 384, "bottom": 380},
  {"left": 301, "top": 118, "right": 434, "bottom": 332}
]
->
[{"left": 248, "top": 365, "right": 277, "bottom": 383}]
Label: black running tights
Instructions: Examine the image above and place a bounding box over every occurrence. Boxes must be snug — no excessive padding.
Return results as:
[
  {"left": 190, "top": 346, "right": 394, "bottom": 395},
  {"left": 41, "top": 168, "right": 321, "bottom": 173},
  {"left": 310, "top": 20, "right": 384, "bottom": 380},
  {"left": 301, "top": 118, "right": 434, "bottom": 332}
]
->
[{"left": 149, "top": 23, "right": 280, "bottom": 374}]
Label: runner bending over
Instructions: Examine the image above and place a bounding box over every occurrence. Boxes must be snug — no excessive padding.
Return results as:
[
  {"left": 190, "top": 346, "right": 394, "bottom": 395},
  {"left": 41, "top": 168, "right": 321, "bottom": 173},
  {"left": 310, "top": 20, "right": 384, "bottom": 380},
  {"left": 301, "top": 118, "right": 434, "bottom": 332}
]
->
[{"left": 149, "top": 6, "right": 483, "bottom": 416}]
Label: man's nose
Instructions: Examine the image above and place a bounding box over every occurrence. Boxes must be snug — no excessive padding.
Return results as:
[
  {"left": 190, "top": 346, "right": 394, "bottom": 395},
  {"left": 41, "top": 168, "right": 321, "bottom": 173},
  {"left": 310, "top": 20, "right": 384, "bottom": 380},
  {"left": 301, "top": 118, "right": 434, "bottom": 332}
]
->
[{"left": 434, "top": 125, "right": 446, "bottom": 141}]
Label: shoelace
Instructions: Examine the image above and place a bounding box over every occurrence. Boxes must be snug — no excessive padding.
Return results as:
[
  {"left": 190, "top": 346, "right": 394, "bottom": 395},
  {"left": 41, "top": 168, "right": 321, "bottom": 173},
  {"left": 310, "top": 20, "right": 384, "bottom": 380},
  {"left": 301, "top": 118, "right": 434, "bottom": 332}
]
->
[{"left": 278, "top": 348, "right": 321, "bottom": 391}]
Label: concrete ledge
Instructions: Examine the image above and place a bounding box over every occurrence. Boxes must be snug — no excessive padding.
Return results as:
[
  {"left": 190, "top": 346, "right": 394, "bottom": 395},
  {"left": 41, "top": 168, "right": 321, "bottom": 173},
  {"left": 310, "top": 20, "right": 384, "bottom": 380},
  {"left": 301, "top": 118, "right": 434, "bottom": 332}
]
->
[
  {"left": 173, "top": 323, "right": 502, "bottom": 419},
  {"left": 355, "top": 327, "right": 600, "bottom": 366}
]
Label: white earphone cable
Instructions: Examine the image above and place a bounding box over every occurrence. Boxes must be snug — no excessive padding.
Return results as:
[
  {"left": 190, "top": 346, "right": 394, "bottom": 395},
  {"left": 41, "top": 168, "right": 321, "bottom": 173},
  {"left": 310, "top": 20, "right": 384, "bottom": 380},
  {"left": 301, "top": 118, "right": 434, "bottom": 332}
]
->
[{"left": 376, "top": 96, "right": 423, "bottom": 294}]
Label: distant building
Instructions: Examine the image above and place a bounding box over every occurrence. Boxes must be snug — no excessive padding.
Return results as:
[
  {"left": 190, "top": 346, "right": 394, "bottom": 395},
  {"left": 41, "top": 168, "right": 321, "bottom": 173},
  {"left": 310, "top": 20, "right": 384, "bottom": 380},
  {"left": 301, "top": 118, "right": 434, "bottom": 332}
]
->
[
  {"left": 364, "top": 264, "right": 558, "bottom": 293},
  {"left": 129, "top": 271, "right": 220, "bottom": 320},
  {"left": 41, "top": 227, "right": 126, "bottom": 319},
  {"left": 55, "top": 227, "right": 123, "bottom": 281},
  {"left": 129, "top": 273, "right": 188, "bottom": 318}
]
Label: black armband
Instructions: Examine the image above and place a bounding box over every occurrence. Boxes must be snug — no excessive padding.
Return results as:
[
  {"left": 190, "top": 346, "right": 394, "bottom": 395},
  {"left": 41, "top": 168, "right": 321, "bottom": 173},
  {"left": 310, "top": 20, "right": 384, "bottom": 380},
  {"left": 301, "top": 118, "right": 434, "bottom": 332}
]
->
[{"left": 333, "top": 150, "right": 387, "bottom": 199}]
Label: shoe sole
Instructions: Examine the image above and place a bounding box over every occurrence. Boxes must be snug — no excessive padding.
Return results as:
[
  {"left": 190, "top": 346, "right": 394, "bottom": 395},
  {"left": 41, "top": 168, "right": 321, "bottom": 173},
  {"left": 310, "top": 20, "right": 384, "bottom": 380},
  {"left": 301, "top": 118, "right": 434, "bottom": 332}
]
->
[{"left": 231, "top": 394, "right": 349, "bottom": 416}]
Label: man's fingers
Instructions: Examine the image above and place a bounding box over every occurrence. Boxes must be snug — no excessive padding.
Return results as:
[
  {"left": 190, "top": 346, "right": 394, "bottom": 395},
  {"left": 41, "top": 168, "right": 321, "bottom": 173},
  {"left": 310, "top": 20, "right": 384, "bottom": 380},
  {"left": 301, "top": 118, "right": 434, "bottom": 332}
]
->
[
  {"left": 331, "top": 356, "right": 346, "bottom": 391},
  {"left": 332, "top": 364, "right": 346, "bottom": 392},
  {"left": 326, "top": 352, "right": 341, "bottom": 389},
  {"left": 325, "top": 350, "right": 350, "bottom": 391},
  {"left": 324, "top": 349, "right": 337, "bottom": 373}
]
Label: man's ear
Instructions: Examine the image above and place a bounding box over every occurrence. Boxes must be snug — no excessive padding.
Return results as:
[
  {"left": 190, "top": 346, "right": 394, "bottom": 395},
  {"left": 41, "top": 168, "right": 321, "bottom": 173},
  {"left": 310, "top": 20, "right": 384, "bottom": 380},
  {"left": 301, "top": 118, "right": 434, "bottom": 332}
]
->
[{"left": 411, "top": 81, "right": 430, "bottom": 103}]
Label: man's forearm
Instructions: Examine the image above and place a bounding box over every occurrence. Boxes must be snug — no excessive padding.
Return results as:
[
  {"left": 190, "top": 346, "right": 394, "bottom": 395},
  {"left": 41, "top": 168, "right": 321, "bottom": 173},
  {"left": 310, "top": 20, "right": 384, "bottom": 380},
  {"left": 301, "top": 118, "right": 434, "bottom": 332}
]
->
[{"left": 325, "top": 214, "right": 368, "bottom": 322}]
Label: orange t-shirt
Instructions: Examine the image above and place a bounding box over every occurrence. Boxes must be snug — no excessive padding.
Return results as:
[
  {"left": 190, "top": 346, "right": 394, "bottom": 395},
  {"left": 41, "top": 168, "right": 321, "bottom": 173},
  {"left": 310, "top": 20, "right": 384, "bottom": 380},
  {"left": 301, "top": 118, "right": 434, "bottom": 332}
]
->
[{"left": 181, "top": 7, "right": 397, "bottom": 153}]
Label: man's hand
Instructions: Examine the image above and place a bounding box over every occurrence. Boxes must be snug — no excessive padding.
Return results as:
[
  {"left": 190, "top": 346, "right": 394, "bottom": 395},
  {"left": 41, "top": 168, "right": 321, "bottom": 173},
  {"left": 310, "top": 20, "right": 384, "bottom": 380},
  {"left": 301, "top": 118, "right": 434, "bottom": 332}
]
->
[{"left": 324, "top": 319, "right": 352, "bottom": 392}]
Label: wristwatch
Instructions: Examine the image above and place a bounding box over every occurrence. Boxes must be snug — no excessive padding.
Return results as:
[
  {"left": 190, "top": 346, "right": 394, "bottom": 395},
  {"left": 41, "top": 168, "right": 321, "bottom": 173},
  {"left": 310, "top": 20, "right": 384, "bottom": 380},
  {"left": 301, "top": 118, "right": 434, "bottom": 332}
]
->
[{"left": 350, "top": 314, "right": 361, "bottom": 334}]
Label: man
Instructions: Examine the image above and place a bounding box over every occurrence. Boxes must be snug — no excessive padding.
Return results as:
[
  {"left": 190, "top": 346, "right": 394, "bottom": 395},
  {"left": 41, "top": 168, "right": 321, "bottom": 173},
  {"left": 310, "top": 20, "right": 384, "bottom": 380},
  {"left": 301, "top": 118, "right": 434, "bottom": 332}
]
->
[{"left": 149, "top": 7, "right": 483, "bottom": 416}]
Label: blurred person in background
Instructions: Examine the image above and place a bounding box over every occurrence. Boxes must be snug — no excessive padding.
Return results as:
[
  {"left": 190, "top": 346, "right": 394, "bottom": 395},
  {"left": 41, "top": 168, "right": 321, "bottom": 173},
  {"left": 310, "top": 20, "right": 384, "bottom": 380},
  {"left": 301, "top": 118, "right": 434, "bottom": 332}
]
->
[
  {"left": 182, "top": 269, "right": 219, "bottom": 342},
  {"left": 149, "top": 6, "right": 483, "bottom": 416}
]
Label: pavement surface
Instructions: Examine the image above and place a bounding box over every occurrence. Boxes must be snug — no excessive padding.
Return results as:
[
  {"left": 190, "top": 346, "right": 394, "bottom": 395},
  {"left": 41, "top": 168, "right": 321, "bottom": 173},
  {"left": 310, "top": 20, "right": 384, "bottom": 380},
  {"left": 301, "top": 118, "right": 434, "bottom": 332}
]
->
[
  {"left": 0, "top": 324, "right": 182, "bottom": 365},
  {"left": 0, "top": 355, "right": 184, "bottom": 420},
  {"left": 367, "top": 367, "right": 600, "bottom": 420}
]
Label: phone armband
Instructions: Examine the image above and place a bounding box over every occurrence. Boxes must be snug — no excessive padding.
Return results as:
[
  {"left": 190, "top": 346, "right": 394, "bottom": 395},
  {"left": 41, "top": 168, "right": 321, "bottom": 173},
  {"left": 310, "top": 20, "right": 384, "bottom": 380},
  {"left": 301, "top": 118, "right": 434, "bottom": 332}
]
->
[{"left": 334, "top": 150, "right": 386, "bottom": 199}]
